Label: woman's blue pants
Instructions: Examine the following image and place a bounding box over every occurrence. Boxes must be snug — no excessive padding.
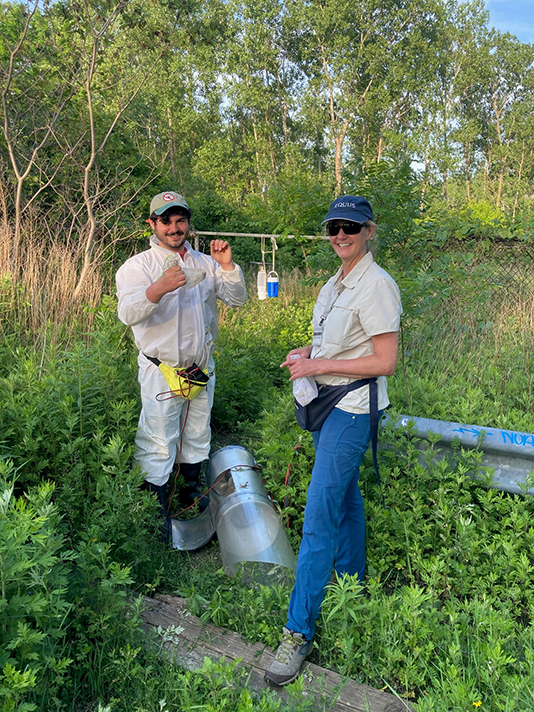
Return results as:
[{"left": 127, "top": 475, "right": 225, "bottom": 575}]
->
[{"left": 286, "top": 407, "right": 375, "bottom": 641}]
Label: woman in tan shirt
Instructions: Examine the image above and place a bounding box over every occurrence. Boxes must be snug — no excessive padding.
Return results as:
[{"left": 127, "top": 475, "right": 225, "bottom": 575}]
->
[{"left": 265, "top": 195, "right": 402, "bottom": 687}]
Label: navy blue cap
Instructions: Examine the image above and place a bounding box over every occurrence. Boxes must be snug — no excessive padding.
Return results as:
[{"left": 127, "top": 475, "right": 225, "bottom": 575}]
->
[{"left": 322, "top": 195, "right": 374, "bottom": 224}]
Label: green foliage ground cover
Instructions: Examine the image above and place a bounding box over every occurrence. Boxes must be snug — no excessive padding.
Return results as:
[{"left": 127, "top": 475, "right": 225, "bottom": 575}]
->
[{"left": 1, "top": 253, "right": 534, "bottom": 710}]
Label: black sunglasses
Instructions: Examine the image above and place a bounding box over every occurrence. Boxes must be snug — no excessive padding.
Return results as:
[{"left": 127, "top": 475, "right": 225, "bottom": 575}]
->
[{"left": 326, "top": 221, "right": 365, "bottom": 236}]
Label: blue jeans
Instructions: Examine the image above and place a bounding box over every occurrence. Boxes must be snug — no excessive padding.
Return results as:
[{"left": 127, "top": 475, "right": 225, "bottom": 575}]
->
[{"left": 286, "top": 407, "right": 379, "bottom": 641}]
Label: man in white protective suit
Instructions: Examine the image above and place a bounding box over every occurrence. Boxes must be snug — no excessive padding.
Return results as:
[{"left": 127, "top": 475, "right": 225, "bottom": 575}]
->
[{"left": 116, "top": 192, "right": 247, "bottom": 535}]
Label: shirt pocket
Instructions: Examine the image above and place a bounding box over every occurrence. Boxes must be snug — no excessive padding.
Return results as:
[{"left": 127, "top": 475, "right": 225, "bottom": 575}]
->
[{"left": 321, "top": 305, "right": 357, "bottom": 348}]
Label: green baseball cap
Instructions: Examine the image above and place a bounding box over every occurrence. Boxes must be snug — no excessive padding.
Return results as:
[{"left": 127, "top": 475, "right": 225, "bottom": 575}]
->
[{"left": 150, "top": 191, "right": 191, "bottom": 216}]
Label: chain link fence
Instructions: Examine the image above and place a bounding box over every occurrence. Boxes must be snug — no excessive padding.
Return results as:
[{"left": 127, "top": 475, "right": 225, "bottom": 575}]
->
[
  {"left": 413, "top": 241, "right": 534, "bottom": 318},
  {"left": 467, "top": 243, "right": 534, "bottom": 298}
]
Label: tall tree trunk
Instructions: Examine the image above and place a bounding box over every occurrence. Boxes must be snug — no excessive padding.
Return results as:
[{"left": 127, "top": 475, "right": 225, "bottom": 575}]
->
[
  {"left": 483, "top": 150, "right": 491, "bottom": 200},
  {"left": 251, "top": 112, "right": 262, "bottom": 191},
  {"left": 167, "top": 107, "right": 177, "bottom": 181},
  {"left": 334, "top": 136, "right": 343, "bottom": 194},
  {"left": 281, "top": 97, "right": 288, "bottom": 147},
  {"left": 377, "top": 135, "right": 384, "bottom": 162},
  {"left": 264, "top": 109, "right": 276, "bottom": 177},
  {"left": 496, "top": 157, "right": 506, "bottom": 209},
  {"left": 464, "top": 143, "right": 471, "bottom": 202},
  {"left": 513, "top": 141, "right": 526, "bottom": 219},
  {"left": 268, "top": 133, "right": 276, "bottom": 177}
]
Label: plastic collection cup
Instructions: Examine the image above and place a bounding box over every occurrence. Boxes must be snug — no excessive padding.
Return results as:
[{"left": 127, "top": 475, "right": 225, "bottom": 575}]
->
[
  {"left": 257, "top": 269, "right": 267, "bottom": 300},
  {"left": 267, "top": 271, "right": 279, "bottom": 297}
]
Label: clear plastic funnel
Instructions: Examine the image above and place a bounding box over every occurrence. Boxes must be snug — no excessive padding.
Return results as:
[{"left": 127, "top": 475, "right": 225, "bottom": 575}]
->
[
  {"left": 207, "top": 446, "right": 297, "bottom": 576},
  {"left": 215, "top": 492, "right": 296, "bottom": 576}
]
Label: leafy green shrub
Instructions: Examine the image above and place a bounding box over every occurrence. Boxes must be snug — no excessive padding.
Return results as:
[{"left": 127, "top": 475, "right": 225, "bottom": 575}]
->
[
  {"left": 343, "top": 159, "right": 425, "bottom": 258},
  {"left": 320, "top": 575, "right": 534, "bottom": 710},
  {"left": 66, "top": 540, "right": 143, "bottom": 706},
  {"left": 0, "top": 298, "right": 138, "bottom": 490},
  {"left": 0, "top": 462, "right": 72, "bottom": 712},
  {"left": 245, "top": 160, "right": 331, "bottom": 237},
  {"left": 426, "top": 199, "right": 513, "bottom": 244},
  {"left": 212, "top": 293, "right": 314, "bottom": 431}
]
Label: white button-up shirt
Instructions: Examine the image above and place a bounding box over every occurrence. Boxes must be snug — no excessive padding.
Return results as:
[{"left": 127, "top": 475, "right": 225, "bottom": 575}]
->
[{"left": 311, "top": 252, "right": 402, "bottom": 413}]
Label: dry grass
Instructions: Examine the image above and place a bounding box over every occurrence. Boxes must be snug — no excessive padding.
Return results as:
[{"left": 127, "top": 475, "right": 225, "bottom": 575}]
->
[
  {"left": 405, "top": 287, "right": 534, "bottom": 389},
  {"left": 493, "top": 292, "right": 534, "bottom": 339},
  {"left": 0, "top": 219, "right": 105, "bottom": 349}
]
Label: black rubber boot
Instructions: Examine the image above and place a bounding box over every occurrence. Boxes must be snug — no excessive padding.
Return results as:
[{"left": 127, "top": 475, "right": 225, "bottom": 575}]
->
[
  {"left": 145, "top": 481, "right": 171, "bottom": 543},
  {"left": 179, "top": 462, "right": 209, "bottom": 512}
]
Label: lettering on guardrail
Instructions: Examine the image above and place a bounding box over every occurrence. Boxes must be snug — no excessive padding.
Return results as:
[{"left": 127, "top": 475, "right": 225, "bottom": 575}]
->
[
  {"left": 399, "top": 418, "right": 534, "bottom": 450},
  {"left": 452, "top": 427, "right": 534, "bottom": 448},
  {"left": 500, "top": 431, "right": 534, "bottom": 447},
  {"left": 452, "top": 427, "right": 494, "bottom": 438}
]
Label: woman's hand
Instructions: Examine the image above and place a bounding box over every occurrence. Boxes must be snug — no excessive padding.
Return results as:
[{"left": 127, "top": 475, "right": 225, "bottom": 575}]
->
[
  {"left": 281, "top": 346, "right": 312, "bottom": 367},
  {"left": 281, "top": 347, "right": 319, "bottom": 381},
  {"left": 282, "top": 355, "right": 320, "bottom": 381},
  {"left": 280, "top": 332, "right": 399, "bottom": 381}
]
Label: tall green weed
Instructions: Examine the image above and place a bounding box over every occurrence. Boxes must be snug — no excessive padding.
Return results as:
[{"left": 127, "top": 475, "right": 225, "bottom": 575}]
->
[
  {"left": 0, "top": 295, "right": 168, "bottom": 709},
  {"left": 0, "top": 465, "right": 72, "bottom": 712},
  {"left": 213, "top": 281, "right": 315, "bottom": 431}
]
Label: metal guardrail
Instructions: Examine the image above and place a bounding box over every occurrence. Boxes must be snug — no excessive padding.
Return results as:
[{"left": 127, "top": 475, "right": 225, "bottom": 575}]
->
[{"left": 383, "top": 414, "right": 534, "bottom": 496}]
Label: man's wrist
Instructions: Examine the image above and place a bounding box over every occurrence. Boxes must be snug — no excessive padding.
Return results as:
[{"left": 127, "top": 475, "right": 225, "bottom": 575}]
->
[
  {"left": 220, "top": 262, "right": 236, "bottom": 272},
  {"left": 146, "top": 282, "right": 164, "bottom": 304}
]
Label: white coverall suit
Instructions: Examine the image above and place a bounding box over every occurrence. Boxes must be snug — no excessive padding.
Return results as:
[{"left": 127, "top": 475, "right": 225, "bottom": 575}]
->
[{"left": 116, "top": 236, "right": 247, "bottom": 486}]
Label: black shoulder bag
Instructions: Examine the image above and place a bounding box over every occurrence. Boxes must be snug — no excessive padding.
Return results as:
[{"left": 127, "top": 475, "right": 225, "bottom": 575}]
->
[{"left": 294, "top": 377, "right": 382, "bottom": 490}]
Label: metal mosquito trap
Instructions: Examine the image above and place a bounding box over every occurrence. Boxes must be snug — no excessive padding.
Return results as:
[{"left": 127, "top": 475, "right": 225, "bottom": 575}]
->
[{"left": 171, "top": 445, "right": 297, "bottom": 577}]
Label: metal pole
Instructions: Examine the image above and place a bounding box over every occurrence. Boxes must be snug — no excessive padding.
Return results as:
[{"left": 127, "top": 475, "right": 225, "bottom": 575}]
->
[{"left": 193, "top": 230, "right": 328, "bottom": 241}]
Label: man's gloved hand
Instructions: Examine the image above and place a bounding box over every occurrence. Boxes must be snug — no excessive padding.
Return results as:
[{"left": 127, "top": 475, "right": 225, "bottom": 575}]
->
[{"left": 146, "top": 263, "right": 187, "bottom": 303}]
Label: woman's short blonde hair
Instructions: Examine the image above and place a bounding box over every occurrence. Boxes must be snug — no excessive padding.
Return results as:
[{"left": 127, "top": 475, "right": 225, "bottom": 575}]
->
[{"left": 364, "top": 220, "right": 378, "bottom": 252}]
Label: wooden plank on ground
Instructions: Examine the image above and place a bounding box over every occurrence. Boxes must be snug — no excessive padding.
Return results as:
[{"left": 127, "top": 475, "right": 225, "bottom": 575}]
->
[{"left": 140, "top": 594, "right": 416, "bottom": 712}]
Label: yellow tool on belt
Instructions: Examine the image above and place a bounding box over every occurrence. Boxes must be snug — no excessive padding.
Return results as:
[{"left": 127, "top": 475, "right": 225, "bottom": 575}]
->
[{"left": 144, "top": 355, "right": 209, "bottom": 401}]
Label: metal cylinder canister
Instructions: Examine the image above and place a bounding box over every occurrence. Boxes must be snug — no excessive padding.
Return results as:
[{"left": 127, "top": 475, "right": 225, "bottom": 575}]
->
[{"left": 206, "top": 445, "right": 296, "bottom": 576}]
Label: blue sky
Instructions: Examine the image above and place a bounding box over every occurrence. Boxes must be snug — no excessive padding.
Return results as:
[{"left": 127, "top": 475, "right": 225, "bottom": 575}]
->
[{"left": 486, "top": 0, "right": 534, "bottom": 44}]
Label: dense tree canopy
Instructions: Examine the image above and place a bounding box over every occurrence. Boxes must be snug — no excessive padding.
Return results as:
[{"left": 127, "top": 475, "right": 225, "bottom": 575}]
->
[{"left": 1, "top": 0, "right": 534, "bottom": 263}]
